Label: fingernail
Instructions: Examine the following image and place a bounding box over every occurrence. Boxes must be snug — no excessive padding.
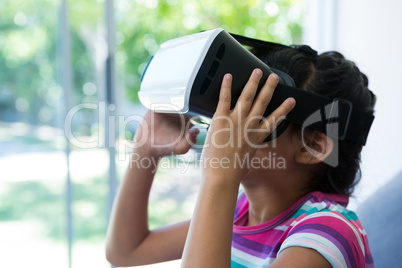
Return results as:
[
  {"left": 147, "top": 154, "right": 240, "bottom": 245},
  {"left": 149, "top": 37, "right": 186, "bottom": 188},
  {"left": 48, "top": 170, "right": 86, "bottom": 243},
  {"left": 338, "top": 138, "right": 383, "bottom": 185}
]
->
[
  {"left": 289, "top": 98, "right": 296, "bottom": 106},
  {"left": 271, "top": 74, "right": 279, "bottom": 81},
  {"left": 225, "top": 74, "right": 231, "bottom": 80},
  {"left": 255, "top": 69, "right": 262, "bottom": 76}
]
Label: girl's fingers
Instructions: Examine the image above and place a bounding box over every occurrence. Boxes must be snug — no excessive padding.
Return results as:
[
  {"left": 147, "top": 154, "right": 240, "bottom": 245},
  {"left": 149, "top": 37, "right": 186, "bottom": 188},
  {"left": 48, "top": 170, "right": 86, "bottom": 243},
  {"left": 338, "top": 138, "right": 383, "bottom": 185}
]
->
[
  {"left": 216, "top": 72, "right": 296, "bottom": 143},
  {"left": 235, "top": 69, "right": 263, "bottom": 113},
  {"left": 216, "top": 74, "right": 232, "bottom": 113},
  {"left": 249, "top": 73, "right": 279, "bottom": 117},
  {"left": 260, "top": 97, "right": 296, "bottom": 134},
  {"left": 175, "top": 128, "right": 200, "bottom": 155}
]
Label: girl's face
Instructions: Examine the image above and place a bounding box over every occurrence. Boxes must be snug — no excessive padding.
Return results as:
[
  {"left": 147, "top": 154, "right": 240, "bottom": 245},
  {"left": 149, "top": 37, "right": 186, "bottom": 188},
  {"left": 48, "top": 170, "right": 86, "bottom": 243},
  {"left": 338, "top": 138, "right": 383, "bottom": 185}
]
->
[{"left": 242, "top": 127, "right": 301, "bottom": 180}]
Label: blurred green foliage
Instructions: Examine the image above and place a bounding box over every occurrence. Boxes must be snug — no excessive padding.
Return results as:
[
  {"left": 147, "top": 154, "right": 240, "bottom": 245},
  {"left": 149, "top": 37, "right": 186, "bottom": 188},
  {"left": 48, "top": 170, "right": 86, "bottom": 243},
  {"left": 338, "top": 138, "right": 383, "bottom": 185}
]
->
[
  {"left": 116, "top": 0, "right": 304, "bottom": 102},
  {"left": 0, "top": 0, "right": 303, "bottom": 127},
  {"left": 0, "top": 147, "right": 195, "bottom": 242},
  {"left": 0, "top": 0, "right": 304, "bottom": 242}
]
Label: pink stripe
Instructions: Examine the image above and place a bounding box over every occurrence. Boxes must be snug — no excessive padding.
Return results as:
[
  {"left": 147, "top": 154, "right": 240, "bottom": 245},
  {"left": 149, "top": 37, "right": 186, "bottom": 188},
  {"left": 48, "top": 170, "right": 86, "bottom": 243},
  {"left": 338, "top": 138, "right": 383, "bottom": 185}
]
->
[{"left": 285, "top": 237, "right": 344, "bottom": 267}]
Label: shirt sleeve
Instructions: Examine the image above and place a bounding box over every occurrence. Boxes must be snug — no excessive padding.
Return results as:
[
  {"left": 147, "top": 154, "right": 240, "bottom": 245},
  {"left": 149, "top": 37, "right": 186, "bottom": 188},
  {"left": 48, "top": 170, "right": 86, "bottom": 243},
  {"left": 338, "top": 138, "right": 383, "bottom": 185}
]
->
[{"left": 277, "top": 211, "right": 366, "bottom": 268}]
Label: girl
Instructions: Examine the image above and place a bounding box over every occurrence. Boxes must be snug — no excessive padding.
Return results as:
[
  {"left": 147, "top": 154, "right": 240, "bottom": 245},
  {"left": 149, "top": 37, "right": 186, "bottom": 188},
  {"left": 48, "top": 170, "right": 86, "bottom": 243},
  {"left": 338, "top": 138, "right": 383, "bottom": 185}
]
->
[{"left": 106, "top": 45, "right": 376, "bottom": 268}]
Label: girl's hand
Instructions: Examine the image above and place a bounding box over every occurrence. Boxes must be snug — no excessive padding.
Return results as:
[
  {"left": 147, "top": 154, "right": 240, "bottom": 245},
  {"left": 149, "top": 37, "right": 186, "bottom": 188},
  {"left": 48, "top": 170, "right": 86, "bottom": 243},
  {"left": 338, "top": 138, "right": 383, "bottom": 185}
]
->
[
  {"left": 182, "top": 71, "right": 295, "bottom": 268},
  {"left": 133, "top": 110, "right": 199, "bottom": 158},
  {"left": 202, "top": 69, "right": 295, "bottom": 182}
]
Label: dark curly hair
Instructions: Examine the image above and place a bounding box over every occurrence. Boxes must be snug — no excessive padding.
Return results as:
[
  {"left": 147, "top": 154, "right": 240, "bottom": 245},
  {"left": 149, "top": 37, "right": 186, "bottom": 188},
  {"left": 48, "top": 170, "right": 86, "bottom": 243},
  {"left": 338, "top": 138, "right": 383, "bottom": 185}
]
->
[{"left": 252, "top": 47, "right": 376, "bottom": 196}]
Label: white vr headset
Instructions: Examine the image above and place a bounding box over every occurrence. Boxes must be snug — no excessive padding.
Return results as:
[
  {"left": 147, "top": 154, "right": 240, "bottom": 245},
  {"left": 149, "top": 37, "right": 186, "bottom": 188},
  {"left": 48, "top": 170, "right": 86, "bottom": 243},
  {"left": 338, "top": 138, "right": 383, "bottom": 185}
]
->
[{"left": 138, "top": 28, "right": 374, "bottom": 144}]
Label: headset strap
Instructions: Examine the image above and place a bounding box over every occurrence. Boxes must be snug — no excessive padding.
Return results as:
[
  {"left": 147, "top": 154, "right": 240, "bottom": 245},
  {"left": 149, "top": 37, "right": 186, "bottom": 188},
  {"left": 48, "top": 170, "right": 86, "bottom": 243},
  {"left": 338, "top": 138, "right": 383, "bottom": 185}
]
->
[
  {"left": 230, "top": 32, "right": 373, "bottom": 145},
  {"left": 267, "top": 83, "right": 374, "bottom": 145},
  {"left": 229, "top": 32, "right": 289, "bottom": 49},
  {"left": 230, "top": 32, "right": 318, "bottom": 59}
]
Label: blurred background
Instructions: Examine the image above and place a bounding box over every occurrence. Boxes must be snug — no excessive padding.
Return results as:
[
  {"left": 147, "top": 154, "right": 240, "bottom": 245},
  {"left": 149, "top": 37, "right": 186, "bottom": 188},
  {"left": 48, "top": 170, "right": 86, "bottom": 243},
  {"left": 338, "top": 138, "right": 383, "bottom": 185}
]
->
[{"left": 0, "top": 0, "right": 400, "bottom": 267}]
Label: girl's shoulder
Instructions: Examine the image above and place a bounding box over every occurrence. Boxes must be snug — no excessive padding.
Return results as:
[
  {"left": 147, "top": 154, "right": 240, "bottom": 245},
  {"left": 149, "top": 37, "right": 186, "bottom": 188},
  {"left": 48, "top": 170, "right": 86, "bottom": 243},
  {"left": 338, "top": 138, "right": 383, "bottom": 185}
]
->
[
  {"left": 231, "top": 191, "right": 374, "bottom": 267},
  {"left": 282, "top": 191, "right": 374, "bottom": 268}
]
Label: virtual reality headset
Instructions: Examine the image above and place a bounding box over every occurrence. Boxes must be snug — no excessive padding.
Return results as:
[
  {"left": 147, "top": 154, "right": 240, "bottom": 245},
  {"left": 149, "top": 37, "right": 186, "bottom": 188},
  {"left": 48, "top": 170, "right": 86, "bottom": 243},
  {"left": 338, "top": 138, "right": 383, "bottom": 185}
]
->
[{"left": 138, "top": 28, "right": 374, "bottom": 145}]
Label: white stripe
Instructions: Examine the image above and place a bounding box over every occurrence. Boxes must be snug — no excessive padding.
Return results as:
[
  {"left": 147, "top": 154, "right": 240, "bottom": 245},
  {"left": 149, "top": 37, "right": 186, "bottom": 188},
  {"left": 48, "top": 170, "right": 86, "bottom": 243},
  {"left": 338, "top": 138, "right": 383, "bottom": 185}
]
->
[
  {"left": 274, "top": 224, "right": 289, "bottom": 231},
  {"left": 328, "top": 205, "right": 367, "bottom": 236},
  {"left": 329, "top": 203, "right": 338, "bottom": 211},
  {"left": 290, "top": 211, "right": 365, "bottom": 254},
  {"left": 279, "top": 233, "right": 347, "bottom": 268},
  {"left": 231, "top": 246, "right": 275, "bottom": 266},
  {"left": 303, "top": 200, "right": 327, "bottom": 211}
]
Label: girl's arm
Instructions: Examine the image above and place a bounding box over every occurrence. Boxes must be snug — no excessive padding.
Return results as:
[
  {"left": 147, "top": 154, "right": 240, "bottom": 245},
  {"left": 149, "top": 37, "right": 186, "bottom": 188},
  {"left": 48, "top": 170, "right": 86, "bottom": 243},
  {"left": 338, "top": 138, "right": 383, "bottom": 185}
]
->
[
  {"left": 181, "top": 70, "right": 295, "bottom": 267},
  {"left": 105, "top": 111, "right": 198, "bottom": 267},
  {"left": 270, "top": 247, "right": 332, "bottom": 268}
]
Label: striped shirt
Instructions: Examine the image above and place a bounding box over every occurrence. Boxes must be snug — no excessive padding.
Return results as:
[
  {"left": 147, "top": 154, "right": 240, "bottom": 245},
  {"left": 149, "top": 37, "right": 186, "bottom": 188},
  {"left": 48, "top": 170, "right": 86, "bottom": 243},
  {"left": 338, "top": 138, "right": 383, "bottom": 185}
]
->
[{"left": 231, "top": 191, "right": 374, "bottom": 268}]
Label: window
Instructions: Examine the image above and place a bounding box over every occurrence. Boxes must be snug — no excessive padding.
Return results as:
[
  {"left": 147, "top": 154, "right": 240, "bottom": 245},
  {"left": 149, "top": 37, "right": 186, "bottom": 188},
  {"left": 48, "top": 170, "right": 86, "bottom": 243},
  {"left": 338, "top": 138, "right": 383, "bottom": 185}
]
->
[{"left": 0, "top": 1, "right": 304, "bottom": 267}]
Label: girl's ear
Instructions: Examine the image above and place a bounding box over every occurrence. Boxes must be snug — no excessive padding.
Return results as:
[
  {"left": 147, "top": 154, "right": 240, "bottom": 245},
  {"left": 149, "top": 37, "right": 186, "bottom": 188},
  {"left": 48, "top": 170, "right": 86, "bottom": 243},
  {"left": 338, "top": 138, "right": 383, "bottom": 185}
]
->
[{"left": 295, "top": 131, "right": 334, "bottom": 165}]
